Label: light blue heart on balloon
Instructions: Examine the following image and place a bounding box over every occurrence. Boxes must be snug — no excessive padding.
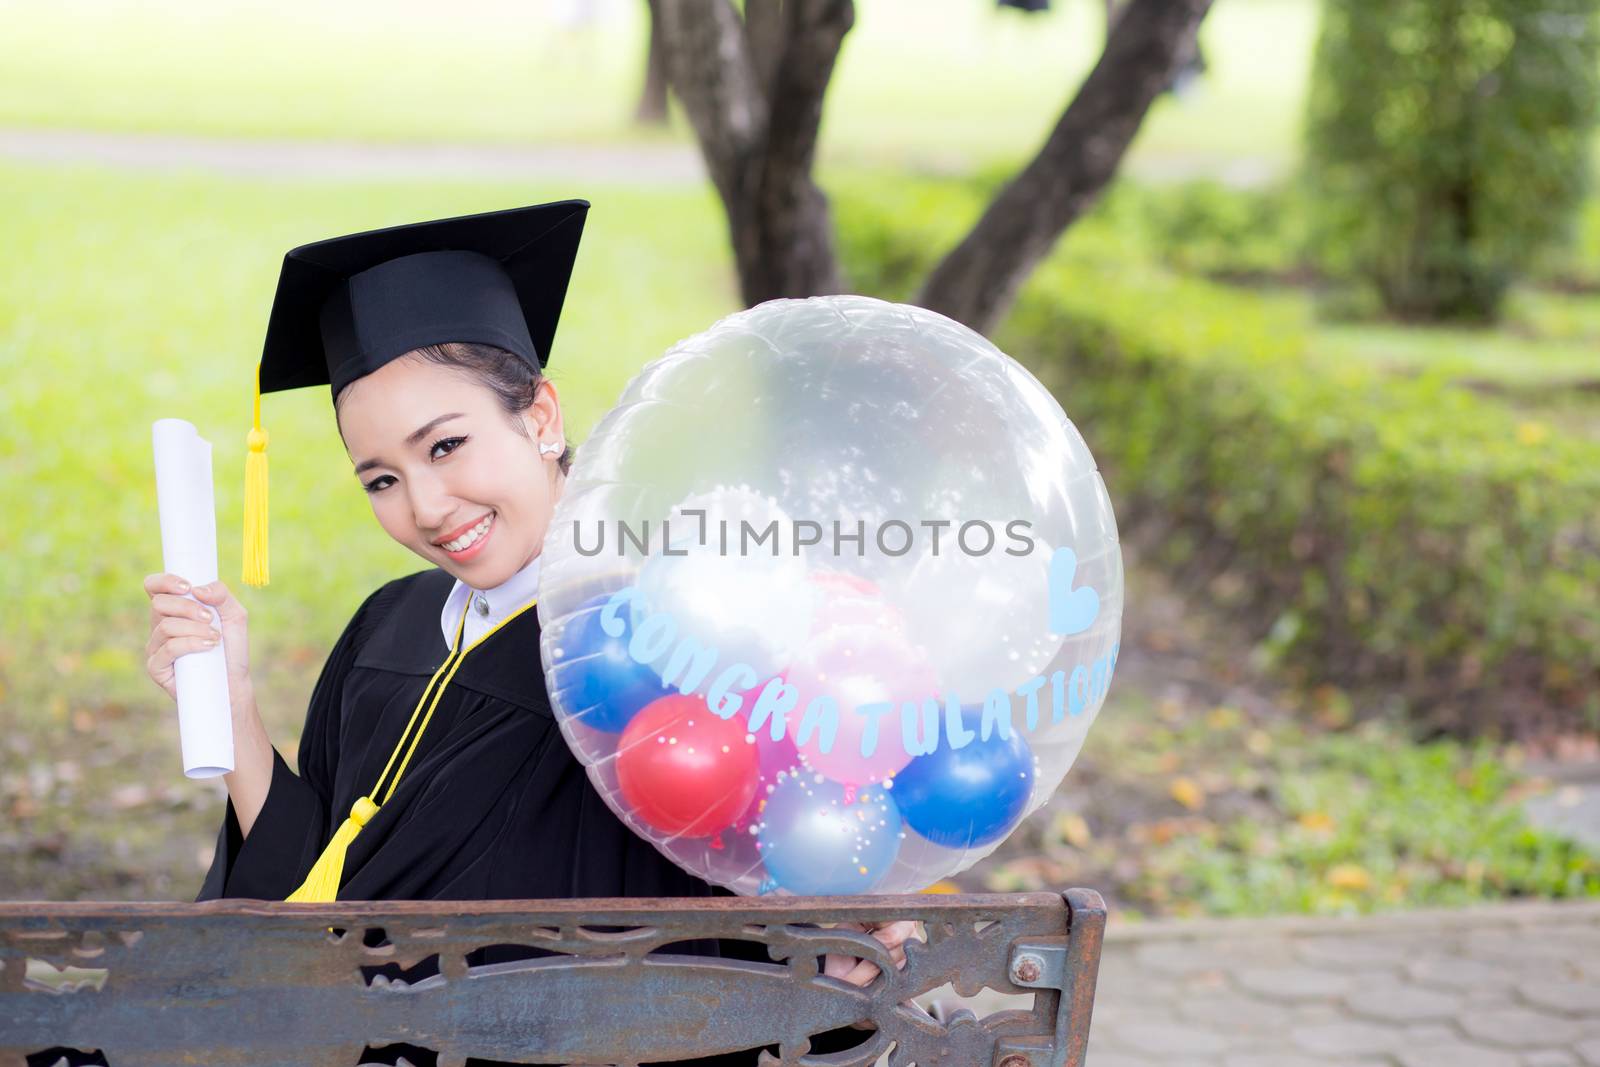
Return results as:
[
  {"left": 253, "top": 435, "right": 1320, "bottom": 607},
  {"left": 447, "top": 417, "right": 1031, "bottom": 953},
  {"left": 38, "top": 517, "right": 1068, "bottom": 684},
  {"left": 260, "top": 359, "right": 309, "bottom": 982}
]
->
[{"left": 1048, "top": 546, "right": 1100, "bottom": 636}]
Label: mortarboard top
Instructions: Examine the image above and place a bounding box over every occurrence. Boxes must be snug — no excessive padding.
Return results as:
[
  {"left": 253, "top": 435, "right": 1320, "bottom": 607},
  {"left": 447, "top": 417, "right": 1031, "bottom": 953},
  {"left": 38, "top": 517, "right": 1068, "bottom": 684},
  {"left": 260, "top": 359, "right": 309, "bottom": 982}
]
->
[{"left": 242, "top": 200, "right": 591, "bottom": 587}]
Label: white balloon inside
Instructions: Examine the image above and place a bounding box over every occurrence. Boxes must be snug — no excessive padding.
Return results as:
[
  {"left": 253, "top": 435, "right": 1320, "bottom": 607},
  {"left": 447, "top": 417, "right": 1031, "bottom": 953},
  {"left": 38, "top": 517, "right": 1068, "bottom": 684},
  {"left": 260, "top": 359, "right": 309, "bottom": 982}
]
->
[
  {"left": 898, "top": 531, "right": 1065, "bottom": 704},
  {"left": 635, "top": 486, "right": 816, "bottom": 692}
]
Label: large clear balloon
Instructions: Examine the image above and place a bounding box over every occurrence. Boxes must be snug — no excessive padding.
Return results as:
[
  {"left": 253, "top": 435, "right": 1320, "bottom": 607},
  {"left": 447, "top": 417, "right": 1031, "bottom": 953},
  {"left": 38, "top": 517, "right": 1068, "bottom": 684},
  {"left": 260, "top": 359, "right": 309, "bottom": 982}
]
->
[{"left": 539, "top": 295, "right": 1123, "bottom": 895}]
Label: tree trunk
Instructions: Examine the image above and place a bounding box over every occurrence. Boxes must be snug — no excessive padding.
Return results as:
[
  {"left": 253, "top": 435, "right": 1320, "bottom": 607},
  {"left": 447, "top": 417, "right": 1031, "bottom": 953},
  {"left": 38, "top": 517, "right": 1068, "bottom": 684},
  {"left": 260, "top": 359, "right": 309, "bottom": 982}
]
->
[
  {"left": 660, "top": 0, "right": 1212, "bottom": 324},
  {"left": 918, "top": 0, "right": 1213, "bottom": 335},
  {"left": 635, "top": 0, "right": 670, "bottom": 125},
  {"left": 656, "top": 0, "right": 852, "bottom": 306}
]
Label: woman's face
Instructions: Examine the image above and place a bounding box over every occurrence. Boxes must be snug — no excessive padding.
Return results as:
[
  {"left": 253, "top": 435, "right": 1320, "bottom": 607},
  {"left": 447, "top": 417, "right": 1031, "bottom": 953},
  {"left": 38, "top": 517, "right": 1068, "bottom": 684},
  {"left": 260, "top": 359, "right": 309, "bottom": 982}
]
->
[{"left": 337, "top": 353, "right": 565, "bottom": 588}]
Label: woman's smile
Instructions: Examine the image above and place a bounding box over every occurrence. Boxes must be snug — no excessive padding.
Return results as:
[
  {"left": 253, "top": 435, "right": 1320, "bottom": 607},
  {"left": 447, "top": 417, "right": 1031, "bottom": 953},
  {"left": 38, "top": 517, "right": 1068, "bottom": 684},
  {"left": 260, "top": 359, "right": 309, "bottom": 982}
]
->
[{"left": 436, "top": 510, "right": 496, "bottom": 561}]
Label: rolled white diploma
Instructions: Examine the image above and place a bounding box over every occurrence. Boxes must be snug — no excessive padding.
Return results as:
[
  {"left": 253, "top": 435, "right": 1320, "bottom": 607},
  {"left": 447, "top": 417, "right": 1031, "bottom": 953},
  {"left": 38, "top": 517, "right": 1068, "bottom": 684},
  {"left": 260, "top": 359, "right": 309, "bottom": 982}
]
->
[{"left": 151, "top": 418, "right": 235, "bottom": 779}]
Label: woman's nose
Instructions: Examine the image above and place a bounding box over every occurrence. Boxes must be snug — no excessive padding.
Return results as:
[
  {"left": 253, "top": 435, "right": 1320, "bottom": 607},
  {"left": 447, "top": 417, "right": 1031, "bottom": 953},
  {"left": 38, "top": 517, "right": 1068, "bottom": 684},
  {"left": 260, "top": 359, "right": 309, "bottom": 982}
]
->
[{"left": 408, "top": 476, "right": 458, "bottom": 532}]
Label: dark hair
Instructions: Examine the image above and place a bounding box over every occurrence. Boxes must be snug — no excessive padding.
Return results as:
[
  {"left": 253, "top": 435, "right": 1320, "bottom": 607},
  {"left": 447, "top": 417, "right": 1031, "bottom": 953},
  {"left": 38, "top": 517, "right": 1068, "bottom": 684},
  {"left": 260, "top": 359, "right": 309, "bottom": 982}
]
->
[{"left": 336, "top": 342, "right": 574, "bottom": 475}]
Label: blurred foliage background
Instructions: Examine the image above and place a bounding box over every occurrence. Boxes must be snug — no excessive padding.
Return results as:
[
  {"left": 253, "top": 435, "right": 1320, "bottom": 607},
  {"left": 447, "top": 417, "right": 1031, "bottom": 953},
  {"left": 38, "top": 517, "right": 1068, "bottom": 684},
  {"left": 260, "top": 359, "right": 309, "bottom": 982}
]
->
[
  {"left": 0, "top": 0, "right": 1597, "bottom": 916},
  {"left": 1305, "top": 0, "right": 1600, "bottom": 321}
]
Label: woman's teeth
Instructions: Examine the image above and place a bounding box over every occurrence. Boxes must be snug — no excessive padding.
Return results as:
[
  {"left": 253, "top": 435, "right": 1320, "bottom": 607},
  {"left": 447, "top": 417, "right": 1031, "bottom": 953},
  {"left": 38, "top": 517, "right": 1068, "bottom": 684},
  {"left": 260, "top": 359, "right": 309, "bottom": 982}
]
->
[{"left": 443, "top": 514, "right": 493, "bottom": 552}]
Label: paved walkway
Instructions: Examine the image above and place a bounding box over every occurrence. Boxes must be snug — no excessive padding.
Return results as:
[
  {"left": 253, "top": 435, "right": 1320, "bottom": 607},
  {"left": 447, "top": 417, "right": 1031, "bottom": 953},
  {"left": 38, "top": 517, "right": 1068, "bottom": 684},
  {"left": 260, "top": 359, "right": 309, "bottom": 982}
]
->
[
  {"left": 1525, "top": 763, "right": 1600, "bottom": 852},
  {"left": 0, "top": 126, "right": 709, "bottom": 184},
  {"left": 0, "top": 125, "right": 1283, "bottom": 187},
  {"left": 953, "top": 900, "right": 1600, "bottom": 1066}
]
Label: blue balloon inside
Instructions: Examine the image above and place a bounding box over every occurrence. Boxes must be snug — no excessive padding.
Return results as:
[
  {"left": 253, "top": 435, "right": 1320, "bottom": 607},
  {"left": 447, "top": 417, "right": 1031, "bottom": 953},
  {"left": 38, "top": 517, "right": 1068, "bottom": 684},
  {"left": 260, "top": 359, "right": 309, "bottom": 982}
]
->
[
  {"left": 548, "top": 591, "right": 674, "bottom": 733},
  {"left": 758, "top": 773, "right": 902, "bottom": 895},
  {"left": 892, "top": 707, "right": 1035, "bottom": 850}
]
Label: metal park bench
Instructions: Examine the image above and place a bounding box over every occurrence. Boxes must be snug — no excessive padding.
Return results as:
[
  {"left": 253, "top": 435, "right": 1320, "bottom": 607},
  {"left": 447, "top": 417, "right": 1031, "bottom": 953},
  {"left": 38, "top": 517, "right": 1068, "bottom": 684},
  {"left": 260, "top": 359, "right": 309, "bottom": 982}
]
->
[{"left": 0, "top": 887, "right": 1106, "bottom": 1067}]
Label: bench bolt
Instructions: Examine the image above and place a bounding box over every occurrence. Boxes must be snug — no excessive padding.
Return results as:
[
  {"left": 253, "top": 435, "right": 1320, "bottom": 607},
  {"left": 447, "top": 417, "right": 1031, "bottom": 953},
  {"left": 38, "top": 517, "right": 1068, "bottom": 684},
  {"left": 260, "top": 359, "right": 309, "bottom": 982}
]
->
[{"left": 1010, "top": 952, "right": 1043, "bottom": 985}]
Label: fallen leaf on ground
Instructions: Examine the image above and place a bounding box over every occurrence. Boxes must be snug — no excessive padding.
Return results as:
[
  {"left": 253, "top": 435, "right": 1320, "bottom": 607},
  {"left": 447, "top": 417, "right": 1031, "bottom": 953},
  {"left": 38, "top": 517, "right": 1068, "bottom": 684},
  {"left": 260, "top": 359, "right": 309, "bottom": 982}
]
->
[
  {"left": 1055, "top": 813, "right": 1092, "bottom": 849},
  {"left": 1297, "top": 811, "right": 1335, "bottom": 834},
  {"left": 1169, "top": 776, "right": 1206, "bottom": 811},
  {"left": 1326, "top": 864, "right": 1372, "bottom": 891},
  {"left": 1205, "top": 706, "right": 1242, "bottom": 730}
]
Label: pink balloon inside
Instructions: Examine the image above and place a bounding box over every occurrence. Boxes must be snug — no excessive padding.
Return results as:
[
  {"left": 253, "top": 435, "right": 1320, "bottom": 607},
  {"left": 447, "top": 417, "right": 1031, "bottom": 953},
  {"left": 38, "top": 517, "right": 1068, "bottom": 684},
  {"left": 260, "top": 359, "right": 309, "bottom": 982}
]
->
[
  {"left": 807, "top": 570, "right": 907, "bottom": 636},
  {"left": 786, "top": 624, "right": 938, "bottom": 786}
]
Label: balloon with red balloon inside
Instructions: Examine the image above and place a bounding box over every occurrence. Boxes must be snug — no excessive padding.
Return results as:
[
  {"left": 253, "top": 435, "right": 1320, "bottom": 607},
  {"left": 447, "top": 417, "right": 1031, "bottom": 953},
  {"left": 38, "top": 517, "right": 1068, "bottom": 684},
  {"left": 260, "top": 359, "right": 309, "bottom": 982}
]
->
[{"left": 539, "top": 295, "right": 1122, "bottom": 895}]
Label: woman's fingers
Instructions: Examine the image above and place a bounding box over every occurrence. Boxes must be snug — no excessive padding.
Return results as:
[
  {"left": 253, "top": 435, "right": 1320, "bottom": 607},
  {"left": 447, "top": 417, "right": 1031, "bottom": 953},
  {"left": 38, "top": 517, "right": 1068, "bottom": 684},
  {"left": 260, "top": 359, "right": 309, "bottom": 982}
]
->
[
  {"left": 146, "top": 613, "right": 219, "bottom": 649},
  {"left": 144, "top": 572, "right": 192, "bottom": 598},
  {"left": 191, "top": 579, "right": 246, "bottom": 623},
  {"left": 148, "top": 630, "right": 221, "bottom": 664},
  {"left": 143, "top": 573, "right": 222, "bottom": 701},
  {"left": 869, "top": 920, "right": 919, "bottom": 951},
  {"left": 145, "top": 628, "right": 221, "bottom": 703},
  {"left": 844, "top": 944, "right": 907, "bottom": 986},
  {"left": 843, "top": 957, "right": 882, "bottom": 986},
  {"left": 145, "top": 572, "right": 191, "bottom": 627},
  {"left": 190, "top": 580, "right": 252, "bottom": 689},
  {"left": 145, "top": 574, "right": 213, "bottom": 640},
  {"left": 151, "top": 591, "right": 215, "bottom": 623},
  {"left": 826, "top": 920, "right": 918, "bottom": 988}
]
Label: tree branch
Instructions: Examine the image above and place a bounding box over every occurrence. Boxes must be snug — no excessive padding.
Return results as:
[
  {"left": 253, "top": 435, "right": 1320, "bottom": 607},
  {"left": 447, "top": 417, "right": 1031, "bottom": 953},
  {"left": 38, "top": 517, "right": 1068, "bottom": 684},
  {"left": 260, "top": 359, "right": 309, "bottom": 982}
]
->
[
  {"left": 744, "top": 0, "right": 786, "bottom": 101},
  {"left": 746, "top": 0, "right": 854, "bottom": 300},
  {"left": 918, "top": 0, "right": 1214, "bottom": 334},
  {"left": 659, "top": 0, "right": 853, "bottom": 305},
  {"left": 656, "top": 0, "right": 765, "bottom": 206},
  {"left": 634, "top": 0, "right": 671, "bottom": 125},
  {"left": 763, "top": 0, "right": 853, "bottom": 184}
]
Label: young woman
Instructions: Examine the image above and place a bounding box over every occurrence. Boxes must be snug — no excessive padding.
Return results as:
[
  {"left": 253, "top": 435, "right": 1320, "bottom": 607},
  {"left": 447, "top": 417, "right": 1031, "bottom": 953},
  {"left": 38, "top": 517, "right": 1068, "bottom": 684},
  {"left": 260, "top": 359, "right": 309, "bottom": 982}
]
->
[{"left": 141, "top": 203, "right": 919, "bottom": 1065}]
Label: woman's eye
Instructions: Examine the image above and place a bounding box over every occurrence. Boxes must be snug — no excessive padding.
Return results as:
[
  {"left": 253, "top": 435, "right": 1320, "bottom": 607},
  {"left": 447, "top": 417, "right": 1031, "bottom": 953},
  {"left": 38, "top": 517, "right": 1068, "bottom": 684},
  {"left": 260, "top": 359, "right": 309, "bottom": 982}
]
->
[
  {"left": 362, "top": 437, "right": 465, "bottom": 494},
  {"left": 431, "top": 435, "right": 467, "bottom": 460}
]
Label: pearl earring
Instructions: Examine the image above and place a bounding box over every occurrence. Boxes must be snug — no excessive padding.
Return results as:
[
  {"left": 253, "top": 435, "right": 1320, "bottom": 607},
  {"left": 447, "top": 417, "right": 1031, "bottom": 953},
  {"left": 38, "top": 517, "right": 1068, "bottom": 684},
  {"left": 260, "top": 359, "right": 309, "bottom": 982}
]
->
[{"left": 539, "top": 441, "right": 563, "bottom": 457}]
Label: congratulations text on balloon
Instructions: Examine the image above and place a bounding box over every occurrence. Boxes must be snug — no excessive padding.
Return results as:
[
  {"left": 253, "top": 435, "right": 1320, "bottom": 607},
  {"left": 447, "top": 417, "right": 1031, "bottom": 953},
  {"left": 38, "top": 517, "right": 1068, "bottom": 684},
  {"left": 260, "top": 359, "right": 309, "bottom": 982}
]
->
[{"left": 597, "top": 588, "right": 1117, "bottom": 760}]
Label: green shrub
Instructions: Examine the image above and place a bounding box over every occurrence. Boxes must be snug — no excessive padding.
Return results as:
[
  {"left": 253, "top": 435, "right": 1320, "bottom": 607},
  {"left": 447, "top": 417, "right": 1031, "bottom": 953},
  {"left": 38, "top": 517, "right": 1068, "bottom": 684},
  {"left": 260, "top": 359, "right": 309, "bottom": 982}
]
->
[
  {"left": 1303, "top": 0, "right": 1600, "bottom": 322},
  {"left": 829, "top": 172, "right": 987, "bottom": 301},
  {"left": 837, "top": 180, "right": 1600, "bottom": 734},
  {"left": 1531, "top": 195, "right": 1600, "bottom": 292},
  {"left": 1106, "top": 180, "right": 1314, "bottom": 283},
  {"left": 1134, "top": 723, "right": 1600, "bottom": 915}
]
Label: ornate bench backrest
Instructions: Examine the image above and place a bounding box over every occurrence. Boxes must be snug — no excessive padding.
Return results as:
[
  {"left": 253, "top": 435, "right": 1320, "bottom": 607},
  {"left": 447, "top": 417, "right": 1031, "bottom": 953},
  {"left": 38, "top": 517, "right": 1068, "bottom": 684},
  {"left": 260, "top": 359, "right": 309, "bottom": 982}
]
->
[{"left": 1, "top": 888, "right": 1105, "bottom": 1067}]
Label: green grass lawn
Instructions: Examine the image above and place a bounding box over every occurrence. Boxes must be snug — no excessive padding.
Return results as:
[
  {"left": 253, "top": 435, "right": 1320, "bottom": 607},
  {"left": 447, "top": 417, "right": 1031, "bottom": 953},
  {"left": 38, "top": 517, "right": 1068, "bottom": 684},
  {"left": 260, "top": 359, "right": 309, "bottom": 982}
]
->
[
  {"left": 1250, "top": 287, "right": 1600, "bottom": 442},
  {"left": 1314, "top": 290, "right": 1600, "bottom": 392},
  {"left": 0, "top": 0, "right": 1320, "bottom": 173},
  {"left": 0, "top": 158, "right": 736, "bottom": 718}
]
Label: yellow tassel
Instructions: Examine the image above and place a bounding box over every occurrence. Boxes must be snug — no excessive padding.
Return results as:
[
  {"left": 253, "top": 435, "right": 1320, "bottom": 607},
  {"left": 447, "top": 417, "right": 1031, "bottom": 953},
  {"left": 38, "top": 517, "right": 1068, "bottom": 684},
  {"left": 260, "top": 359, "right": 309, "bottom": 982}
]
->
[
  {"left": 281, "top": 604, "right": 535, "bottom": 904},
  {"left": 287, "top": 795, "right": 379, "bottom": 902},
  {"left": 242, "top": 363, "right": 270, "bottom": 587}
]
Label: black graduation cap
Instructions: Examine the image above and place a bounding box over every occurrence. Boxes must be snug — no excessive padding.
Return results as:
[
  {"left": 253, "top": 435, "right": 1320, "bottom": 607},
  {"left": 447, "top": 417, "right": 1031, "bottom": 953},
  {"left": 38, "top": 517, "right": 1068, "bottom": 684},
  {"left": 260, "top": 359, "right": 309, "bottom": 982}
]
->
[
  {"left": 260, "top": 200, "right": 589, "bottom": 396},
  {"left": 241, "top": 200, "right": 591, "bottom": 587}
]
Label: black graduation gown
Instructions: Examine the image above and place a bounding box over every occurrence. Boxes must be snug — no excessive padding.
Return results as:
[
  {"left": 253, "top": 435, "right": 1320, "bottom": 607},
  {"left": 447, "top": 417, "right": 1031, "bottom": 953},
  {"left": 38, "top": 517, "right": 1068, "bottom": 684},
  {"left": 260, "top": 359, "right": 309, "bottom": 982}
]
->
[{"left": 196, "top": 567, "right": 869, "bottom": 1067}]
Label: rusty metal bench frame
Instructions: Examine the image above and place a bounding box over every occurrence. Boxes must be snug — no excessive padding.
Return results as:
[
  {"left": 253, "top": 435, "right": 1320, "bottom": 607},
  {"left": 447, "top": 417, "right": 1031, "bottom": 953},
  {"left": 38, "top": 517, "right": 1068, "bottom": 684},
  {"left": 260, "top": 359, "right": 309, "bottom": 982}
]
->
[{"left": 1, "top": 888, "right": 1105, "bottom": 1067}]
